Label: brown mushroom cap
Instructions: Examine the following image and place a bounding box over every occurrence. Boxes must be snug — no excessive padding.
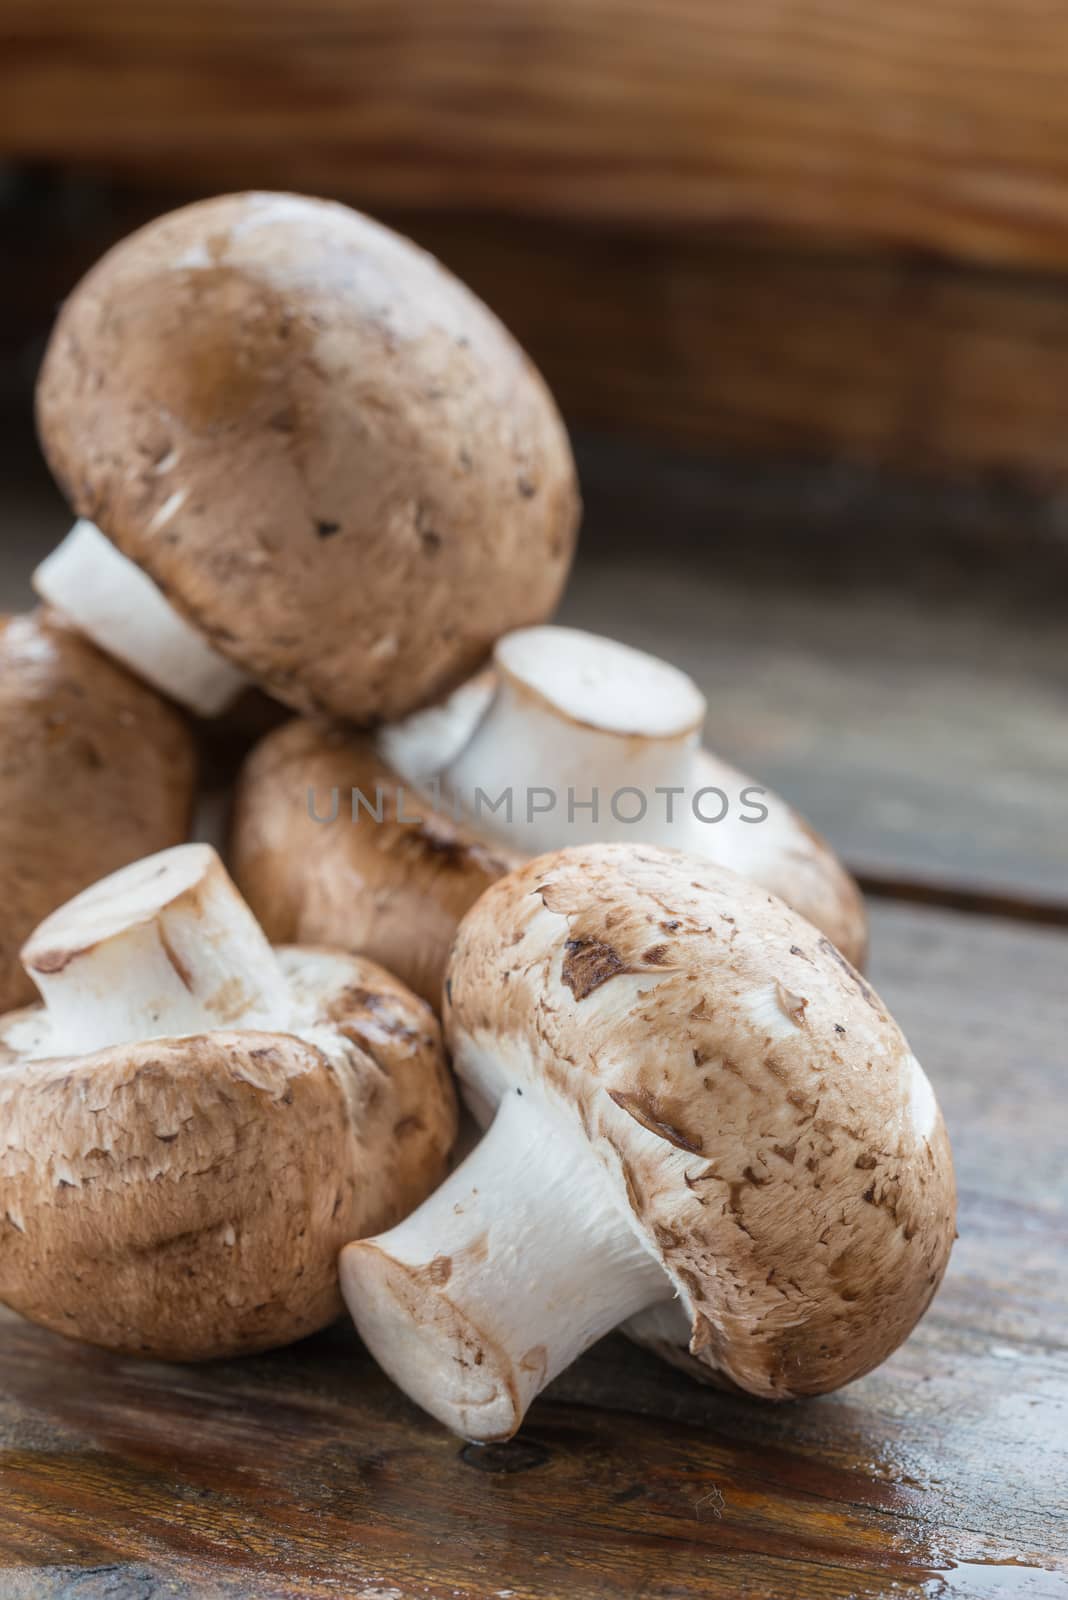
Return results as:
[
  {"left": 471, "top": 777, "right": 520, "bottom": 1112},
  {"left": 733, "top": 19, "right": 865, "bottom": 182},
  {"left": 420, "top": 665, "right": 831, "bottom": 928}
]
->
[
  {"left": 36, "top": 192, "right": 581, "bottom": 722},
  {"left": 231, "top": 717, "right": 521, "bottom": 1008},
  {"left": 0, "top": 609, "right": 196, "bottom": 1013},
  {"left": 444, "top": 844, "right": 955, "bottom": 1400},
  {"left": 0, "top": 947, "right": 456, "bottom": 1359}
]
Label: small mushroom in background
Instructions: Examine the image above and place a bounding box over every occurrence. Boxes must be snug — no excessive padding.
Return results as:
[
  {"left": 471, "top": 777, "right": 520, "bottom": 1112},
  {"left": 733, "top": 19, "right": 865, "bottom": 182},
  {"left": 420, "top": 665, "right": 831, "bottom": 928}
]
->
[
  {"left": 0, "top": 608, "right": 197, "bottom": 1013},
  {"left": 230, "top": 718, "right": 521, "bottom": 1009},
  {"left": 341, "top": 843, "right": 955, "bottom": 1442},
  {"left": 34, "top": 191, "right": 581, "bottom": 721},
  {"left": 0, "top": 843, "right": 456, "bottom": 1360},
  {"left": 383, "top": 624, "right": 868, "bottom": 967}
]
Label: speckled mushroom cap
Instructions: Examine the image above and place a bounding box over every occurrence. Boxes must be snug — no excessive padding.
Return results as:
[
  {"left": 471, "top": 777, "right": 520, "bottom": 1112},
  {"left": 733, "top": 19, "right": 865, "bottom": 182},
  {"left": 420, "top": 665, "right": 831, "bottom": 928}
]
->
[
  {"left": 447, "top": 844, "right": 955, "bottom": 1400},
  {"left": 36, "top": 192, "right": 580, "bottom": 722},
  {"left": 0, "top": 609, "right": 196, "bottom": 1013},
  {"left": 340, "top": 843, "right": 954, "bottom": 1441},
  {"left": 0, "top": 842, "right": 457, "bottom": 1361},
  {"left": 231, "top": 717, "right": 521, "bottom": 1008},
  {"left": 0, "top": 948, "right": 455, "bottom": 1359}
]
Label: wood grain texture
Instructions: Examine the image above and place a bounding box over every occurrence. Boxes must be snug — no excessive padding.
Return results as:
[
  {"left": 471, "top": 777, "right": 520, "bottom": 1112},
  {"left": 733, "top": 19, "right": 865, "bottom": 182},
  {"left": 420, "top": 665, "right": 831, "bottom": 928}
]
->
[
  {"left": 561, "top": 438, "right": 1068, "bottom": 913},
  {"left": 9, "top": 1, "right": 1068, "bottom": 268},
  {"left": 410, "top": 216, "right": 1068, "bottom": 485},
  {"left": 1, "top": 899, "right": 1066, "bottom": 1598}
]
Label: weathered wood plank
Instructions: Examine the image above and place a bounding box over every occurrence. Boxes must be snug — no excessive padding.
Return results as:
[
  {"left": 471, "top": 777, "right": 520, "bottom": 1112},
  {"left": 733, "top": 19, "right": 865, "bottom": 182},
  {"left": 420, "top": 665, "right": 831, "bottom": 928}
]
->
[
  {"left": 409, "top": 215, "right": 1068, "bottom": 486},
  {"left": 11, "top": 1, "right": 1068, "bottom": 270},
  {"left": 1, "top": 900, "right": 1066, "bottom": 1598},
  {"left": 564, "top": 438, "right": 1068, "bottom": 910}
]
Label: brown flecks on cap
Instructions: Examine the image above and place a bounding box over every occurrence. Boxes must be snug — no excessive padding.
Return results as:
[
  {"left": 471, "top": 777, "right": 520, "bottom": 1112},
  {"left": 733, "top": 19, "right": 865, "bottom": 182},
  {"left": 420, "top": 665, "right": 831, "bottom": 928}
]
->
[
  {"left": 763, "top": 1054, "right": 789, "bottom": 1084},
  {"left": 725, "top": 1186, "right": 756, "bottom": 1238},
  {"left": 561, "top": 938, "right": 632, "bottom": 1001},
  {"left": 775, "top": 982, "right": 809, "bottom": 1027},
  {"left": 607, "top": 1088, "right": 704, "bottom": 1155},
  {"left": 675, "top": 1265, "right": 704, "bottom": 1301},
  {"left": 819, "top": 937, "right": 883, "bottom": 1013}
]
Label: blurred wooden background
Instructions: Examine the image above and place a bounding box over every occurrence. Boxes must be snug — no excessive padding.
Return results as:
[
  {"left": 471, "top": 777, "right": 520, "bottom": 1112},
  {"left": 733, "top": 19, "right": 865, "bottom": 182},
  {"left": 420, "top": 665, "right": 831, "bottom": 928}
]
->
[{"left": 6, "top": 0, "right": 1068, "bottom": 490}]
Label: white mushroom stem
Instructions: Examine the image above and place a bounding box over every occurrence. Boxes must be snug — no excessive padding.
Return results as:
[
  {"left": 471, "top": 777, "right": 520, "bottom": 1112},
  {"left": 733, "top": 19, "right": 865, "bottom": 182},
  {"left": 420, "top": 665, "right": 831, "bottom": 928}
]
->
[
  {"left": 34, "top": 521, "right": 250, "bottom": 717},
  {"left": 340, "top": 1090, "right": 671, "bottom": 1441},
  {"left": 438, "top": 627, "right": 708, "bottom": 854},
  {"left": 20, "top": 844, "right": 290, "bottom": 1058},
  {"left": 377, "top": 668, "right": 497, "bottom": 786}
]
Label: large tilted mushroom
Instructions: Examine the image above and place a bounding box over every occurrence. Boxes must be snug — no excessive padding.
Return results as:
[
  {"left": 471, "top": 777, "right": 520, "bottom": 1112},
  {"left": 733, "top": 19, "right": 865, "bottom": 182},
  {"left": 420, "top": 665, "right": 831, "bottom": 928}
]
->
[
  {"left": 384, "top": 624, "right": 867, "bottom": 966},
  {"left": 34, "top": 191, "right": 580, "bottom": 720},
  {"left": 0, "top": 843, "right": 456, "bottom": 1359},
  {"left": 0, "top": 608, "right": 196, "bottom": 1013},
  {"left": 341, "top": 843, "right": 955, "bottom": 1442},
  {"left": 231, "top": 718, "right": 521, "bottom": 1008}
]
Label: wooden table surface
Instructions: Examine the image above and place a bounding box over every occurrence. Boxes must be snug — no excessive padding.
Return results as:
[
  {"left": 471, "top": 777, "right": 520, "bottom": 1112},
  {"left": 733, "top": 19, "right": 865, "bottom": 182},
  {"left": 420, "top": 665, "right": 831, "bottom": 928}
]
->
[{"left": 0, "top": 438, "right": 1066, "bottom": 1599}]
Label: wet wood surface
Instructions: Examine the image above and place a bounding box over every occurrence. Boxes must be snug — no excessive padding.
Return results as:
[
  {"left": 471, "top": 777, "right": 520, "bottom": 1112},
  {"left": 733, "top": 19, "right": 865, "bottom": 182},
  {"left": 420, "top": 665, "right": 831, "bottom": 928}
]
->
[{"left": 1, "top": 898, "right": 1066, "bottom": 1597}]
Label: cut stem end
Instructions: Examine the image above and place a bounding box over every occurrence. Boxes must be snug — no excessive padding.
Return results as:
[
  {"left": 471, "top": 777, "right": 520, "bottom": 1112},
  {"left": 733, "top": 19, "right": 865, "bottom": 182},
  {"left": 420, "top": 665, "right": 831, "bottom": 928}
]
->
[{"left": 21, "top": 843, "right": 289, "bottom": 1057}]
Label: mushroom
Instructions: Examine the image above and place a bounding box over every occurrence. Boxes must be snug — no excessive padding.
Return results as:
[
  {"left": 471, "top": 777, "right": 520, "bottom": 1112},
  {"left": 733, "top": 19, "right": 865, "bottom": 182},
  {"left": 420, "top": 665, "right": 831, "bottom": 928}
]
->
[
  {"left": 340, "top": 843, "right": 955, "bottom": 1441},
  {"left": 381, "top": 624, "right": 868, "bottom": 966},
  {"left": 0, "top": 843, "right": 457, "bottom": 1359},
  {"left": 231, "top": 628, "right": 864, "bottom": 1013},
  {"left": 231, "top": 717, "right": 521, "bottom": 1009},
  {"left": 0, "top": 607, "right": 197, "bottom": 1014},
  {"left": 34, "top": 191, "right": 580, "bottom": 721}
]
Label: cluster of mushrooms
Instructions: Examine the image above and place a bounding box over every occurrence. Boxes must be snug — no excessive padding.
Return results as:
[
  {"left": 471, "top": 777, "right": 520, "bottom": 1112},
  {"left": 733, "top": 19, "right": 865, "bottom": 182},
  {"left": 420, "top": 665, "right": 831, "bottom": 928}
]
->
[{"left": 0, "top": 193, "right": 955, "bottom": 1442}]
